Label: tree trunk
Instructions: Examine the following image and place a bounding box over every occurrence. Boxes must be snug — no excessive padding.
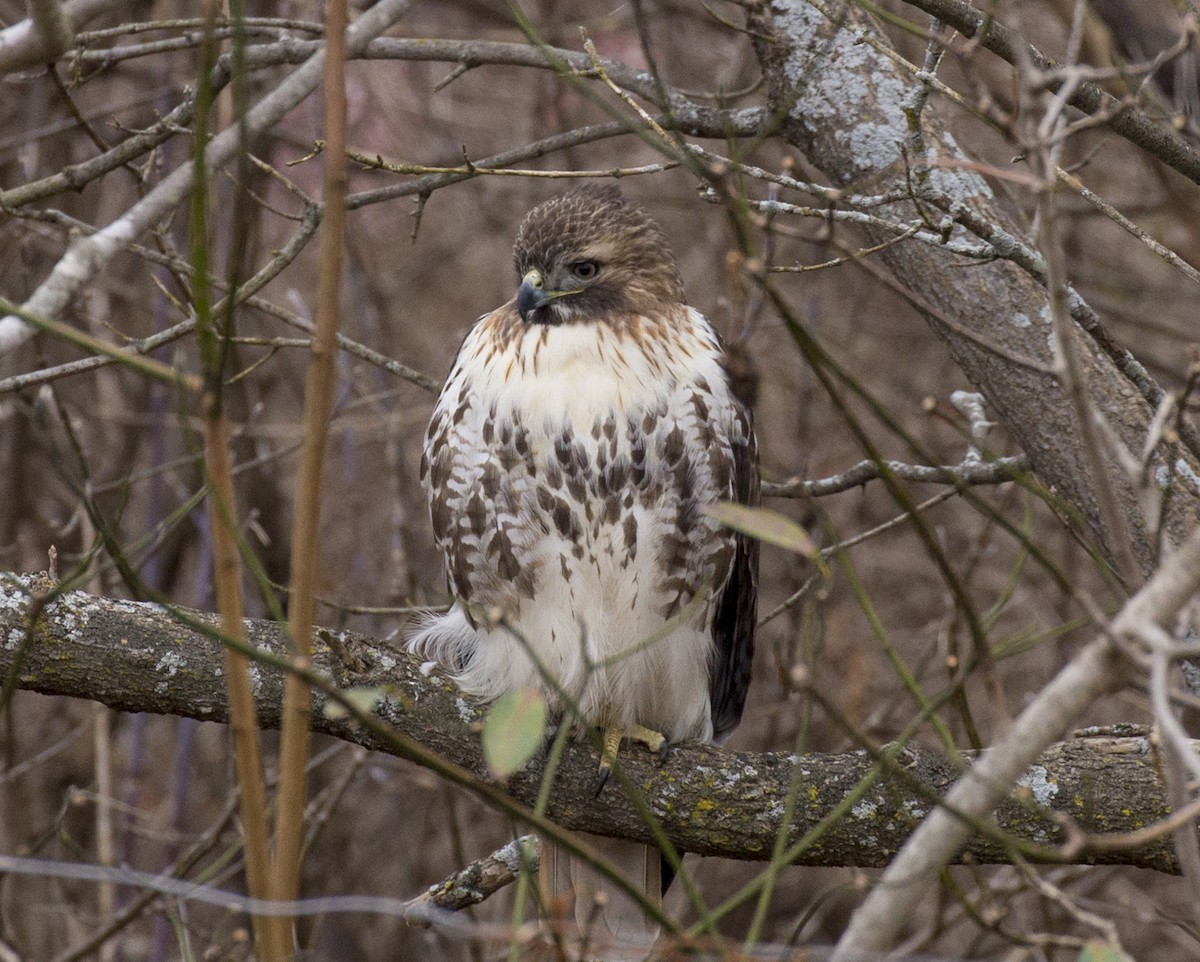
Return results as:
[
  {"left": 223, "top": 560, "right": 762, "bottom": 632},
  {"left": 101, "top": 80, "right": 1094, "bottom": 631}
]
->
[{"left": 749, "top": 0, "right": 1200, "bottom": 571}]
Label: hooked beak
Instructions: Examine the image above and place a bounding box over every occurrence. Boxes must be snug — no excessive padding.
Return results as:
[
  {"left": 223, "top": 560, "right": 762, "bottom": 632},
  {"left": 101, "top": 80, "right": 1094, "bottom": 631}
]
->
[
  {"left": 516, "top": 267, "right": 584, "bottom": 323},
  {"left": 517, "top": 268, "right": 548, "bottom": 322}
]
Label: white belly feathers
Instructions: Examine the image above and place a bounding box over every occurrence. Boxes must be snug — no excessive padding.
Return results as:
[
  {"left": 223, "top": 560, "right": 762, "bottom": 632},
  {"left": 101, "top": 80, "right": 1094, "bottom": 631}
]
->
[{"left": 411, "top": 308, "right": 742, "bottom": 743}]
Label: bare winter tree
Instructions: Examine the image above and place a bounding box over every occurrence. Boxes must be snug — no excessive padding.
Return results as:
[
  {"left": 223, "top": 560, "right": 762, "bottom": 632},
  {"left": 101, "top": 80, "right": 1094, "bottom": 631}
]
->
[{"left": 2, "top": 0, "right": 1200, "bottom": 959}]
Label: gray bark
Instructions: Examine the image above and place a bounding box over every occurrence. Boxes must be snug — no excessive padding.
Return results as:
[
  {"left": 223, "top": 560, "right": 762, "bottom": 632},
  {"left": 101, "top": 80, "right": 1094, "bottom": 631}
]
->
[
  {"left": 749, "top": 0, "right": 1200, "bottom": 572},
  {"left": 0, "top": 573, "right": 1185, "bottom": 873}
]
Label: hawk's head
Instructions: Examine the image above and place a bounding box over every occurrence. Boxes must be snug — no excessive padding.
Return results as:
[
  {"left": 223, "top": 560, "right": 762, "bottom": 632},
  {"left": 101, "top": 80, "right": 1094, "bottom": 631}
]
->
[{"left": 511, "top": 184, "right": 686, "bottom": 326}]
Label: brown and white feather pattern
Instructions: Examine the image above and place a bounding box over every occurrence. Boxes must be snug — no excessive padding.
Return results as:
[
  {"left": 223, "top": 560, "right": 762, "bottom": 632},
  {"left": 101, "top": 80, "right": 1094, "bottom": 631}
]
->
[
  {"left": 413, "top": 185, "right": 756, "bottom": 960},
  {"left": 412, "top": 183, "right": 757, "bottom": 766},
  {"left": 414, "top": 299, "right": 753, "bottom": 742}
]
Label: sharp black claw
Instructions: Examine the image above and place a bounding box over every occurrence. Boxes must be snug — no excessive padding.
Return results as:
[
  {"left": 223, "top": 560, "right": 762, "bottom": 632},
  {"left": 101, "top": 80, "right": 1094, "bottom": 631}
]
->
[{"left": 593, "top": 764, "right": 612, "bottom": 798}]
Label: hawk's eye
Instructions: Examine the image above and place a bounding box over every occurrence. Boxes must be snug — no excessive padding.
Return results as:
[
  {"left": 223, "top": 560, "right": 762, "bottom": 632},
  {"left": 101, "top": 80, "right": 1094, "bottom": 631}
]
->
[{"left": 570, "top": 260, "right": 600, "bottom": 281}]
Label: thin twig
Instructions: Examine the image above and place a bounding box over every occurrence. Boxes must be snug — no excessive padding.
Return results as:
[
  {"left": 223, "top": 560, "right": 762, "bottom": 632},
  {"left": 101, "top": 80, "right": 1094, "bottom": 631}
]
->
[
  {"left": 271, "top": 0, "right": 349, "bottom": 940},
  {"left": 0, "top": 0, "right": 414, "bottom": 353},
  {"left": 831, "top": 523, "right": 1200, "bottom": 959},
  {"left": 1058, "top": 167, "right": 1200, "bottom": 288},
  {"left": 343, "top": 150, "right": 677, "bottom": 180},
  {"left": 764, "top": 454, "right": 1028, "bottom": 498}
]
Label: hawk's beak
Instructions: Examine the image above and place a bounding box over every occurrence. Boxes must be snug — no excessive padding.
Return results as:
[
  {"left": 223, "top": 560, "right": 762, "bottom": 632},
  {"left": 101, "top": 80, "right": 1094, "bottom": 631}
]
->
[
  {"left": 517, "top": 269, "right": 549, "bottom": 322},
  {"left": 517, "top": 267, "right": 583, "bottom": 322}
]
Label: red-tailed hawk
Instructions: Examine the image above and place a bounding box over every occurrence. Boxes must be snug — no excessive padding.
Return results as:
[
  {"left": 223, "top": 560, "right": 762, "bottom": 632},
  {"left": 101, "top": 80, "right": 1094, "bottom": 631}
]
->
[{"left": 412, "top": 184, "right": 758, "bottom": 958}]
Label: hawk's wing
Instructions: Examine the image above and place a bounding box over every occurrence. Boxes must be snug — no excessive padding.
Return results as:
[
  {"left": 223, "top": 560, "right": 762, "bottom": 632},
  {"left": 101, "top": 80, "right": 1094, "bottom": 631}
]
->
[{"left": 709, "top": 403, "right": 759, "bottom": 742}]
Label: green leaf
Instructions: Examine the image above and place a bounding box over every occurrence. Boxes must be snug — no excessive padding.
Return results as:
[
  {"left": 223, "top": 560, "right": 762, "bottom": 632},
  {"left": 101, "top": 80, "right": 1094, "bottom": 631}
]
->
[
  {"left": 482, "top": 687, "right": 547, "bottom": 779},
  {"left": 323, "top": 685, "right": 391, "bottom": 720},
  {"left": 704, "top": 502, "right": 818, "bottom": 558},
  {"left": 1076, "top": 942, "right": 1129, "bottom": 962}
]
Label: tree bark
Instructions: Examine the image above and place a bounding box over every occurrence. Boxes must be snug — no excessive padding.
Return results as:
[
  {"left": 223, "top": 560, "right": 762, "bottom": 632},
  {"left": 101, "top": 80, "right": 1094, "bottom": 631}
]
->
[
  {"left": 0, "top": 572, "right": 1184, "bottom": 873},
  {"left": 749, "top": 0, "right": 1200, "bottom": 572}
]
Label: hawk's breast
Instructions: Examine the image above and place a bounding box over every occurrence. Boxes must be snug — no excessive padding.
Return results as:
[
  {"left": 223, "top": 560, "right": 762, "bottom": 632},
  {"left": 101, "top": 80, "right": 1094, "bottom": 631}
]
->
[{"left": 416, "top": 307, "right": 750, "bottom": 740}]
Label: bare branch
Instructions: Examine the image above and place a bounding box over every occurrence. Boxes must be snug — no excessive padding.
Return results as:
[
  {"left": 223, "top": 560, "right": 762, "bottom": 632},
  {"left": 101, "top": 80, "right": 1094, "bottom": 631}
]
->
[
  {"left": 0, "top": 0, "right": 413, "bottom": 355},
  {"left": 0, "top": 0, "right": 116, "bottom": 76},
  {"left": 764, "top": 454, "right": 1028, "bottom": 498},
  {"left": 831, "top": 522, "right": 1200, "bottom": 959},
  {"left": 404, "top": 836, "right": 535, "bottom": 923},
  {"left": 899, "top": 0, "right": 1200, "bottom": 186},
  {"left": 0, "top": 572, "right": 1187, "bottom": 874}
]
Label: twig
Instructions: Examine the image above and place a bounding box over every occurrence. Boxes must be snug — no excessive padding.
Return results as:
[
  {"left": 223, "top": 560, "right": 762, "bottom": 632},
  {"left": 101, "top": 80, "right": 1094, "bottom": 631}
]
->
[
  {"left": 831, "top": 522, "right": 1200, "bottom": 959},
  {"left": 764, "top": 454, "right": 1028, "bottom": 498},
  {"left": 272, "top": 0, "right": 349, "bottom": 939},
  {"left": 1057, "top": 168, "right": 1200, "bottom": 288},
  {"left": 897, "top": 0, "right": 1200, "bottom": 187},
  {"left": 729, "top": 194, "right": 997, "bottom": 258},
  {"left": 0, "top": 0, "right": 414, "bottom": 354},
  {"left": 346, "top": 119, "right": 685, "bottom": 211},
  {"left": 343, "top": 150, "right": 677, "bottom": 180},
  {"left": 74, "top": 16, "right": 324, "bottom": 43},
  {"left": 758, "top": 489, "right": 961, "bottom": 627},
  {"left": 581, "top": 30, "right": 678, "bottom": 151}
]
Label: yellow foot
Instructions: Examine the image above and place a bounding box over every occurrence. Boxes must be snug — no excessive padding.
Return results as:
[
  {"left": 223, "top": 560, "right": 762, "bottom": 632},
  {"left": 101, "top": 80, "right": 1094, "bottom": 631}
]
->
[{"left": 594, "top": 725, "right": 669, "bottom": 796}]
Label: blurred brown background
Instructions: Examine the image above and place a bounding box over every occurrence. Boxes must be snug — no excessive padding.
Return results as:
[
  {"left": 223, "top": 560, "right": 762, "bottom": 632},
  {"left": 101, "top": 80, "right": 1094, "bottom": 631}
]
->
[{"left": 2, "top": 0, "right": 1199, "bottom": 958}]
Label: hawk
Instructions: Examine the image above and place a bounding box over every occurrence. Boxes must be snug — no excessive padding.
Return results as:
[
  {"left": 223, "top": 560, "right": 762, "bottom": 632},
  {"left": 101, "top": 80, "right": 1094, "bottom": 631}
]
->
[{"left": 412, "top": 184, "right": 758, "bottom": 957}]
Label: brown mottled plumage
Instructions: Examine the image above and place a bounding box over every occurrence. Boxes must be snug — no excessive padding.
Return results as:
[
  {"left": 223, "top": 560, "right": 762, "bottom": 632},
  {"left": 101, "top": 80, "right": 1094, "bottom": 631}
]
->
[
  {"left": 412, "top": 184, "right": 758, "bottom": 959},
  {"left": 513, "top": 184, "right": 686, "bottom": 322}
]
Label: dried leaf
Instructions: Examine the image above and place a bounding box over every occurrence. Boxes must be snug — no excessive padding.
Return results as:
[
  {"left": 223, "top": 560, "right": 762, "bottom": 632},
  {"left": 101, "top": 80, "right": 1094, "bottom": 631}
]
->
[{"left": 704, "top": 502, "right": 818, "bottom": 557}]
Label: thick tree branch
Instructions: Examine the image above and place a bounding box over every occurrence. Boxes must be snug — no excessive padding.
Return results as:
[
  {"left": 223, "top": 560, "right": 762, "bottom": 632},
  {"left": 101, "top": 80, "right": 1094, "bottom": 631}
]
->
[
  {"left": 0, "top": 0, "right": 116, "bottom": 75},
  {"left": 0, "top": 572, "right": 1185, "bottom": 874},
  {"left": 750, "top": 0, "right": 1200, "bottom": 573},
  {"left": 899, "top": 0, "right": 1200, "bottom": 187},
  {"left": 831, "top": 515, "right": 1200, "bottom": 959}
]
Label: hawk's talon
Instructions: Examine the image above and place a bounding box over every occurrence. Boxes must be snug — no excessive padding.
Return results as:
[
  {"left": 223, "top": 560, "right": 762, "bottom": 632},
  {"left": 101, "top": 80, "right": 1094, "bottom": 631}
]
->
[
  {"left": 593, "top": 725, "right": 667, "bottom": 795},
  {"left": 628, "top": 724, "right": 667, "bottom": 756},
  {"left": 593, "top": 765, "right": 612, "bottom": 798},
  {"left": 593, "top": 727, "right": 622, "bottom": 796}
]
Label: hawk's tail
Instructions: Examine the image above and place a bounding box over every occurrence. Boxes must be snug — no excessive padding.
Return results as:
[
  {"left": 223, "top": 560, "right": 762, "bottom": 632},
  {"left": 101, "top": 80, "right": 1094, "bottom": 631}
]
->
[{"left": 539, "top": 831, "right": 662, "bottom": 961}]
